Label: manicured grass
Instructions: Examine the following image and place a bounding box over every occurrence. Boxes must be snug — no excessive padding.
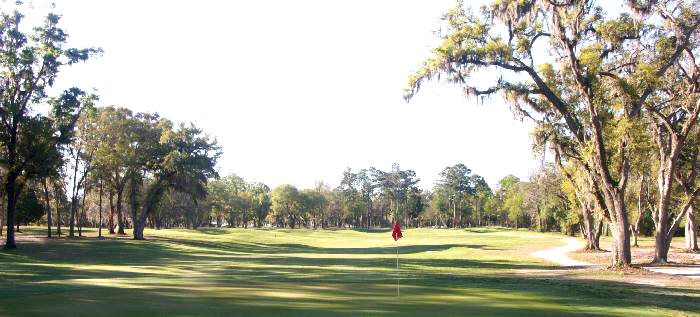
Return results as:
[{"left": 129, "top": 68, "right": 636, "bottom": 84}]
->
[{"left": 1, "top": 227, "right": 699, "bottom": 316}]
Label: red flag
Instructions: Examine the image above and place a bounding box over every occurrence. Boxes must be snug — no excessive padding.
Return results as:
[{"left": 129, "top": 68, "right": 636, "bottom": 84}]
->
[{"left": 392, "top": 222, "right": 403, "bottom": 241}]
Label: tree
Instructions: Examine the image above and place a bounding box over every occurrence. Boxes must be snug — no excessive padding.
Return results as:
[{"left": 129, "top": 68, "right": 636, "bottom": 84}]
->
[
  {"left": 505, "top": 187, "right": 524, "bottom": 229},
  {"left": 271, "top": 184, "right": 301, "bottom": 228},
  {"left": 559, "top": 162, "right": 603, "bottom": 250},
  {"left": 16, "top": 188, "right": 44, "bottom": 229},
  {"left": 357, "top": 169, "right": 376, "bottom": 229},
  {"left": 0, "top": 7, "right": 99, "bottom": 248},
  {"left": 58, "top": 91, "right": 97, "bottom": 238},
  {"left": 498, "top": 175, "right": 523, "bottom": 228},
  {"left": 93, "top": 107, "right": 135, "bottom": 235},
  {"left": 438, "top": 163, "right": 473, "bottom": 228},
  {"left": 250, "top": 182, "right": 271, "bottom": 228},
  {"left": 471, "top": 174, "right": 493, "bottom": 226},
  {"left": 337, "top": 168, "right": 361, "bottom": 227},
  {"left": 209, "top": 174, "right": 247, "bottom": 227},
  {"left": 374, "top": 163, "right": 419, "bottom": 225},
  {"left": 429, "top": 186, "right": 450, "bottom": 227},
  {"left": 404, "top": 0, "right": 699, "bottom": 266},
  {"left": 524, "top": 165, "right": 567, "bottom": 232},
  {"left": 300, "top": 189, "right": 328, "bottom": 229},
  {"left": 131, "top": 121, "right": 220, "bottom": 240},
  {"left": 207, "top": 177, "right": 233, "bottom": 227},
  {"left": 643, "top": 21, "right": 700, "bottom": 262},
  {"left": 674, "top": 130, "right": 700, "bottom": 251}
]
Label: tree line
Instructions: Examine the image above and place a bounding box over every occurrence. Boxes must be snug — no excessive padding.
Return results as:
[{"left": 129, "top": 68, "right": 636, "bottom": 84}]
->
[
  {"left": 202, "top": 163, "right": 607, "bottom": 237},
  {"left": 0, "top": 6, "right": 220, "bottom": 248}
]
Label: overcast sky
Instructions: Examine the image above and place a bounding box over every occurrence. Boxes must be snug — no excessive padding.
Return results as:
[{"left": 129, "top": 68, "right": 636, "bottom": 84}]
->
[{"left": 14, "top": 0, "right": 544, "bottom": 190}]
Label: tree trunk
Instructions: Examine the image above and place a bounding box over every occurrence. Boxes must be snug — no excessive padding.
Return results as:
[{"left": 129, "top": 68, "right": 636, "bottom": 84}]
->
[
  {"left": 43, "top": 179, "right": 52, "bottom": 238},
  {"left": 653, "top": 163, "right": 674, "bottom": 264},
  {"left": 367, "top": 196, "right": 372, "bottom": 229},
  {"left": 99, "top": 179, "right": 103, "bottom": 238},
  {"left": 581, "top": 203, "right": 599, "bottom": 250},
  {"left": 4, "top": 173, "right": 18, "bottom": 249},
  {"left": 130, "top": 192, "right": 139, "bottom": 237},
  {"left": 632, "top": 223, "right": 640, "bottom": 248},
  {"left": 133, "top": 180, "right": 165, "bottom": 240},
  {"left": 655, "top": 195, "right": 697, "bottom": 263},
  {"left": 633, "top": 176, "right": 645, "bottom": 248},
  {"left": 654, "top": 227, "right": 671, "bottom": 264},
  {"left": 108, "top": 191, "right": 115, "bottom": 234},
  {"left": 79, "top": 185, "right": 88, "bottom": 237},
  {"left": 686, "top": 205, "right": 698, "bottom": 251},
  {"left": 69, "top": 195, "right": 77, "bottom": 238},
  {"left": 452, "top": 200, "right": 457, "bottom": 229},
  {"left": 192, "top": 198, "right": 200, "bottom": 229},
  {"left": 54, "top": 185, "right": 62, "bottom": 236},
  {"left": 602, "top": 222, "right": 608, "bottom": 236},
  {"left": 133, "top": 218, "right": 145, "bottom": 240},
  {"left": 116, "top": 189, "right": 125, "bottom": 235},
  {"left": 593, "top": 219, "right": 602, "bottom": 250},
  {"left": 68, "top": 150, "right": 82, "bottom": 238},
  {"left": 608, "top": 191, "right": 632, "bottom": 267},
  {"left": 613, "top": 215, "right": 632, "bottom": 266}
]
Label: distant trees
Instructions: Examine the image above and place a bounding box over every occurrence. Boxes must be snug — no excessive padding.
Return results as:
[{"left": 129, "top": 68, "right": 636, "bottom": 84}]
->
[
  {"left": 523, "top": 166, "right": 572, "bottom": 233},
  {"left": 375, "top": 164, "right": 420, "bottom": 226},
  {"left": 215, "top": 164, "right": 497, "bottom": 230},
  {"left": 16, "top": 189, "right": 44, "bottom": 231},
  {"left": 271, "top": 184, "right": 302, "bottom": 228},
  {"left": 499, "top": 175, "right": 524, "bottom": 229},
  {"left": 206, "top": 175, "right": 271, "bottom": 228},
  {"left": 437, "top": 164, "right": 473, "bottom": 228}
]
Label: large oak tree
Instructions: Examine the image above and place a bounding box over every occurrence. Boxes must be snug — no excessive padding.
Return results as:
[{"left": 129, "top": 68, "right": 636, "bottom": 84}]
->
[{"left": 405, "top": 0, "right": 699, "bottom": 267}]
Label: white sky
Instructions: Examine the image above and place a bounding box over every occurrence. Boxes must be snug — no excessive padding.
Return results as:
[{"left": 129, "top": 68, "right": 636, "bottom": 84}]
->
[{"left": 15, "top": 0, "right": 543, "bottom": 190}]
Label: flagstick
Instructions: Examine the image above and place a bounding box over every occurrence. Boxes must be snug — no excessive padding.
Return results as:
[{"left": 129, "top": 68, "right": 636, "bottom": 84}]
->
[{"left": 396, "top": 240, "right": 399, "bottom": 297}]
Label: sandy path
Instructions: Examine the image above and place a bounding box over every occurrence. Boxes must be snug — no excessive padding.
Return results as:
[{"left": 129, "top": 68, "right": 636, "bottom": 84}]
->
[
  {"left": 530, "top": 238, "right": 597, "bottom": 267},
  {"left": 645, "top": 266, "right": 700, "bottom": 279},
  {"left": 531, "top": 238, "right": 700, "bottom": 280}
]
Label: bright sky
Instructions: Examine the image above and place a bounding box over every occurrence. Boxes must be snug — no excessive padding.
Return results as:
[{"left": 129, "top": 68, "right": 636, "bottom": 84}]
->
[{"left": 17, "top": 0, "right": 542, "bottom": 190}]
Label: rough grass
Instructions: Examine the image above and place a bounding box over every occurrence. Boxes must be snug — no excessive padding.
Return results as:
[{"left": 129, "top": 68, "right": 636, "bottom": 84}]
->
[{"left": 1, "top": 227, "right": 699, "bottom": 316}]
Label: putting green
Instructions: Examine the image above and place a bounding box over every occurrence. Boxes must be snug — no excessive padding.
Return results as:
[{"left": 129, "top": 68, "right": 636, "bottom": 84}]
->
[{"left": 1, "top": 227, "right": 698, "bottom": 316}]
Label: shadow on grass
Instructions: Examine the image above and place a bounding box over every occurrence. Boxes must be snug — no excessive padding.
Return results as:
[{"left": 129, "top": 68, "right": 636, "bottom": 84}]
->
[
  {"left": 195, "top": 228, "right": 232, "bottom": 235},
  {"left": 351, "top": 228, "right": 392, "bottom": 233},
  {"left": 2, "top": 231, "right": 700, "bottom": 316}
]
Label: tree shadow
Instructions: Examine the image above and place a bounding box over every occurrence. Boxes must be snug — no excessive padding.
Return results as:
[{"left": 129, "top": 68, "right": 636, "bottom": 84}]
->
[
  {"left": 195, "top": 228, "right": 232, "bottom": 235},
  {"left": 351, "top": 228, "right": 392, "bottom": 233},
  {"left": 2, "top": 232, "right": 700, "bottom": 316}
]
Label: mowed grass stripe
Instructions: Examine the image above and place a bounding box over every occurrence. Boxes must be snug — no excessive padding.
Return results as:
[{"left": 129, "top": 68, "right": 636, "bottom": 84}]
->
[{"left": 1, "top": 227, "right": 699, "bottom": 316}]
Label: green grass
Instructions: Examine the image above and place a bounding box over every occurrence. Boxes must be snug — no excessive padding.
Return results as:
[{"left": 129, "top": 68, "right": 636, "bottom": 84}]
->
[{"left": 1, "top": 227, "right": 699, "bottom": 316}]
